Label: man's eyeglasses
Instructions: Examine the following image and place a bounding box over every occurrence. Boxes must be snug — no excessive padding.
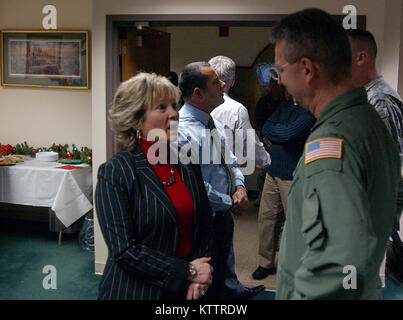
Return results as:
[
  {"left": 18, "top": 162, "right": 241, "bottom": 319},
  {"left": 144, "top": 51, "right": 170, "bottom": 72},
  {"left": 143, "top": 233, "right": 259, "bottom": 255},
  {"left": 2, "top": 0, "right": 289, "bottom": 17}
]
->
[{"left": 269, "top": 62, "right": 290, "bottom": 81}]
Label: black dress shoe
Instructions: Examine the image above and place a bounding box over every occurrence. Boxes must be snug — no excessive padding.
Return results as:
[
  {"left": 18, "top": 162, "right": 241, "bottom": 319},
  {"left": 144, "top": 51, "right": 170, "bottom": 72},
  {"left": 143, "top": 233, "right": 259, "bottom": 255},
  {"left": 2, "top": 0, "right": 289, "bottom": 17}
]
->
[
  {"left": 237, "top": 285, "right": 266, "bottom": 300},
  {"left": 252, "top": 266, "right": 275, "bottom": 280}
]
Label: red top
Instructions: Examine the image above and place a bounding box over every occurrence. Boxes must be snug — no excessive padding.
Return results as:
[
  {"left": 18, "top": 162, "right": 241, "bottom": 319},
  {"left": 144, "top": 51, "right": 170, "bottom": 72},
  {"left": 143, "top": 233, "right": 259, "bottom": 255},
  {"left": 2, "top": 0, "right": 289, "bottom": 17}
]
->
[{"left": 138, "top": 138, "right": 194, "bottom": 257}]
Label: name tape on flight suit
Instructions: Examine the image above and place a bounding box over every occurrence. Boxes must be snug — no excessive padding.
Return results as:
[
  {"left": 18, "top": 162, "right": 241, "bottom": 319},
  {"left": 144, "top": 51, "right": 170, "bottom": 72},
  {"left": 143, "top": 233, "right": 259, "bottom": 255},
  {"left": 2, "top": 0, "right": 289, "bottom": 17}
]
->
[{"left": 305, "top": 138, "right": 343, "bottom": 164}]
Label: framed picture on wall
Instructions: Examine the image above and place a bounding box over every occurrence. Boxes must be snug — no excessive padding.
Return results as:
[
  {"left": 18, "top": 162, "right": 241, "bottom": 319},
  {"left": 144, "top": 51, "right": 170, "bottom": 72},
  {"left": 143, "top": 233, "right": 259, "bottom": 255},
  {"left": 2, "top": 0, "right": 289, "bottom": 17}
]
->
[{"left": 1, "top": 30, "right": 89, "bottom": 89}]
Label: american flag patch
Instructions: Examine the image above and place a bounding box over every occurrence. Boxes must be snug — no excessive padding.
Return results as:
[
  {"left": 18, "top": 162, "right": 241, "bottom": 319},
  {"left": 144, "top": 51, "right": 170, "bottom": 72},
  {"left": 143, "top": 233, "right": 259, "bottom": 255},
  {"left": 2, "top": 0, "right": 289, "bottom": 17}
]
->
[{"left": 305, "top": 138, "right": 343, "bottom": 164}]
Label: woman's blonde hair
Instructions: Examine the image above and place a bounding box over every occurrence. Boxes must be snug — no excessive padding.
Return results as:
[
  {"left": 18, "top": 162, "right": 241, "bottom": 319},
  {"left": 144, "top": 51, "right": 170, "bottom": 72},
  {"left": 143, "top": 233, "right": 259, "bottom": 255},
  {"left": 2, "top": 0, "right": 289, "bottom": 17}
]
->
[{"left": 108, "top": 72, "right": 179, "bottom": 150}]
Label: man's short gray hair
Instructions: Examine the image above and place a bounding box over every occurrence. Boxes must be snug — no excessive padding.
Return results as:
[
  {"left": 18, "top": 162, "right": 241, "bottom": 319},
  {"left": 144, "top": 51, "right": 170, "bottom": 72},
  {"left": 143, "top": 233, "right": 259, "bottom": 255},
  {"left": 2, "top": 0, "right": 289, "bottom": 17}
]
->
[
  {"left": 208, "top": 56, "right": 236, "bottom": 87},
  {"left": 271, "top": 8, "right": 352, "bottom": 84}
]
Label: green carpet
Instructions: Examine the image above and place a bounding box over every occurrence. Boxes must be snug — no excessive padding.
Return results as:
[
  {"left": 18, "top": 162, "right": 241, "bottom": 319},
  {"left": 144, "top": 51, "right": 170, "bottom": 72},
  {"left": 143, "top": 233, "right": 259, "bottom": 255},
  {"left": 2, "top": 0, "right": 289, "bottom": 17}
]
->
[
  {"left": 0, "top": 218, "right": 100, "bottom": 300},
  {"left": 0, "top": 218, "right": 402, "bottom": 300},
  {"left": 383, "top": 275, "right": 403, "bottom": 300},
  {"left": 252, "top": 290, "right": 275, "bottom": 300}
]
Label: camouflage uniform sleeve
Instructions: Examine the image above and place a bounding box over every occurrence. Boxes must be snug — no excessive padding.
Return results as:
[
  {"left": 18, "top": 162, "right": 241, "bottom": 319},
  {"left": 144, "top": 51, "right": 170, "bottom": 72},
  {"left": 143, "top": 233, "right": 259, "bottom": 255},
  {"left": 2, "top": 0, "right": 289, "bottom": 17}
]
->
[{"left": 371, "top": 97, "right": 403, "bottom": 159}]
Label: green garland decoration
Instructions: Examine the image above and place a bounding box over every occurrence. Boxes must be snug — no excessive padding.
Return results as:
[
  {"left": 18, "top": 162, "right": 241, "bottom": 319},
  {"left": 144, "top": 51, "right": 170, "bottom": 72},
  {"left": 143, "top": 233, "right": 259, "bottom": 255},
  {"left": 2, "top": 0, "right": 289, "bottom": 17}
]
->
[{"left": 1, "top": 141, "right": 92, "bottom": 165}]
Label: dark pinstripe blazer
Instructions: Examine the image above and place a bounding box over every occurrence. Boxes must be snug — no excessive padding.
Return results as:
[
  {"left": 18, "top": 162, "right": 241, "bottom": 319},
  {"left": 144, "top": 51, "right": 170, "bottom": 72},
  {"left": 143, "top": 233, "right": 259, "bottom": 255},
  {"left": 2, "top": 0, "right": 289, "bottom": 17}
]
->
[{"left": 95, "top": 145, "right": 213, "bottom": 300}]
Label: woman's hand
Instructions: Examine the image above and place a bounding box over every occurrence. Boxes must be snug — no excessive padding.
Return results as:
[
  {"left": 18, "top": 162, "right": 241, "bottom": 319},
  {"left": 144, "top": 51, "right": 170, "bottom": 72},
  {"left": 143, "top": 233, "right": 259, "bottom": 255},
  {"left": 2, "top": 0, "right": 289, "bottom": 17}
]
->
[
  {"left": 186, "top": 282, "right": 209, "bottom": 300},
  {"left": 189, "top": 257, "right": 213, "bottom": 285}
]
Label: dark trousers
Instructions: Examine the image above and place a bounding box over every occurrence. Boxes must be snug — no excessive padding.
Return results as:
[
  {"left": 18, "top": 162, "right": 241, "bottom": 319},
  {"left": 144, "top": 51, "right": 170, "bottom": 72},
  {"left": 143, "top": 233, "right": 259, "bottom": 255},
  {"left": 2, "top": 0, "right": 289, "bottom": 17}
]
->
[
  {"left": 207, "top": 210, "right": 238, "bottom": 299},
  {"left": 394, "top": 177, "right": 403, "bottom": 232}
]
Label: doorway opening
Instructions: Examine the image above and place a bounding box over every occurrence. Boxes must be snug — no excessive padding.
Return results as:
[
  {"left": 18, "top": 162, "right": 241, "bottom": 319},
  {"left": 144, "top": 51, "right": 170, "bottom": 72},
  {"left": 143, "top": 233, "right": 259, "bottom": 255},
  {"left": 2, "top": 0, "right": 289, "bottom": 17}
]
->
[
  {"left": 106, "top": 14, "right": 366, "bottom": 159},
  {"left": 107, "top": 15, "right": 284, "bottom": 159}
]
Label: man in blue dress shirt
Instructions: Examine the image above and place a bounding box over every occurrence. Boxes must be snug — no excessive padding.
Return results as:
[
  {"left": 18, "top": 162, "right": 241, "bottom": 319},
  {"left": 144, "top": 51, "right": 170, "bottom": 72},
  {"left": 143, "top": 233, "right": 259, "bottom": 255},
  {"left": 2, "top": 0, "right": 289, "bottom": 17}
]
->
[{"left": 177, "top": 61, "right": 265, "bottom": 299}]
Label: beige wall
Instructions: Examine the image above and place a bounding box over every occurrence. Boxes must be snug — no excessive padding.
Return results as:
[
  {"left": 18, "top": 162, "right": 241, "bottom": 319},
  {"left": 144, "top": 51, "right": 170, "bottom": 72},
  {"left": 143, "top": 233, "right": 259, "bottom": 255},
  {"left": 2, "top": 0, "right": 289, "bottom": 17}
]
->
[
  {"left": 155, "top": 26, "right": 272, "bottom": 74},
  {"left": 93, "top": 0, "right": 401, "bottom": 274},
  {"left": 0, "top": 0, "right": 92, "bottom": 148},
  {"left": 381, "top": 0, "right": 402, "bottom": 92}
]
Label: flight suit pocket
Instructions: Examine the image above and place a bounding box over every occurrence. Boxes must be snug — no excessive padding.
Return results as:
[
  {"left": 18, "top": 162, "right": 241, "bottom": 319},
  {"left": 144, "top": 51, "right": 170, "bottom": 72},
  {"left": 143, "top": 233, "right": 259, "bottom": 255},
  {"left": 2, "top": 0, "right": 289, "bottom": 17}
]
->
[
  {"left": 301, "top": 190, "right": 325, "bottom": 250},
  {"left": 305, "top": 158, "right": 342, "bottom": 178}
]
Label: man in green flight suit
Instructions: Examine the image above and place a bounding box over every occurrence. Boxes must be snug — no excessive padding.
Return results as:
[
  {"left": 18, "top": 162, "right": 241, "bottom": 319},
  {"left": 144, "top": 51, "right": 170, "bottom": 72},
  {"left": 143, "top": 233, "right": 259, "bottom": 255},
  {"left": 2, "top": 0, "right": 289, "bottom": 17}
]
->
[{"left": 271, "top": 8, "right": 401, "bottom": 299}]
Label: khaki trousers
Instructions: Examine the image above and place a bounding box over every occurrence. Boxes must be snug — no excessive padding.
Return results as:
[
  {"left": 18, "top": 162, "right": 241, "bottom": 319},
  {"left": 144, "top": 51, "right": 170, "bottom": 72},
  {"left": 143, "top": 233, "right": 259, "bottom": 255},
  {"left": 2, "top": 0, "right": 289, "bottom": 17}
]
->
[{"left": 258, "top": 173, "right": 292, "bottom": 268}]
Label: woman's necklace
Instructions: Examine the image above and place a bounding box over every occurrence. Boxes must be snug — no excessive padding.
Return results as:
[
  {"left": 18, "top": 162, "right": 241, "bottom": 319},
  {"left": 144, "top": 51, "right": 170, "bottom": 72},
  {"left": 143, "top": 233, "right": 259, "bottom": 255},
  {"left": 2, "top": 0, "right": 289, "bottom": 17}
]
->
[{"left": 161, "top": 165, "right": 176, "bottom": 187}]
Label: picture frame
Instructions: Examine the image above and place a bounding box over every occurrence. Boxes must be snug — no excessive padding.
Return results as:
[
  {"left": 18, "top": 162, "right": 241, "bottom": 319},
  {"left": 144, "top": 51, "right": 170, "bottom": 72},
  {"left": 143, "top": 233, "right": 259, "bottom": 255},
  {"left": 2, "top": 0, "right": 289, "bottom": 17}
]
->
[{"left": 1, "top": 30, "right": 89, "bottom": 89}]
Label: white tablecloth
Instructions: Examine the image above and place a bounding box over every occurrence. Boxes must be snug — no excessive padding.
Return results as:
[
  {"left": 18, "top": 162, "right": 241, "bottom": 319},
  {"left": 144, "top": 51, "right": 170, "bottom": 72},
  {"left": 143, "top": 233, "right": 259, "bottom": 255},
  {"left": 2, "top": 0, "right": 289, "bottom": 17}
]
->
[{"left": 0, "top": 158, "right": 93, "bottom": 228}]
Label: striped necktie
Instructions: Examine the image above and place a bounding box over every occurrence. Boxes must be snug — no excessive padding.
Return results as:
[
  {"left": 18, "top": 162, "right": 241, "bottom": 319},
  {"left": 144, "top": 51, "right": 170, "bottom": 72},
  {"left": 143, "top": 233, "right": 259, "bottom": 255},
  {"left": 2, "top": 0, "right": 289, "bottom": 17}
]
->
[{"left": 207, "top": 116, "right": 236, "bottom": 195}]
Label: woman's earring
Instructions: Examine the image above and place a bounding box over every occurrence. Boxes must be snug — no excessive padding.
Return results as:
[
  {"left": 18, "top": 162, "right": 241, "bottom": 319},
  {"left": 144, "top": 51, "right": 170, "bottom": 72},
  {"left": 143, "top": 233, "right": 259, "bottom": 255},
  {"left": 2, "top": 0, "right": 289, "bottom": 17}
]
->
[{"left": 130, "top": 128, "right": 141, "bottom": 140}]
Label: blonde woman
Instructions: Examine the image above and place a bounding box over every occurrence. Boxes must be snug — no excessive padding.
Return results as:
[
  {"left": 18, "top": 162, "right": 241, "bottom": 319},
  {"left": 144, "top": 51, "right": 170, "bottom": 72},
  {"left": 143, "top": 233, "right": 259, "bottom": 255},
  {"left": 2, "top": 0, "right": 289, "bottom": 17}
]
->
[{"left": 95, "top": 73, "right": 213, "bottom": 300}]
